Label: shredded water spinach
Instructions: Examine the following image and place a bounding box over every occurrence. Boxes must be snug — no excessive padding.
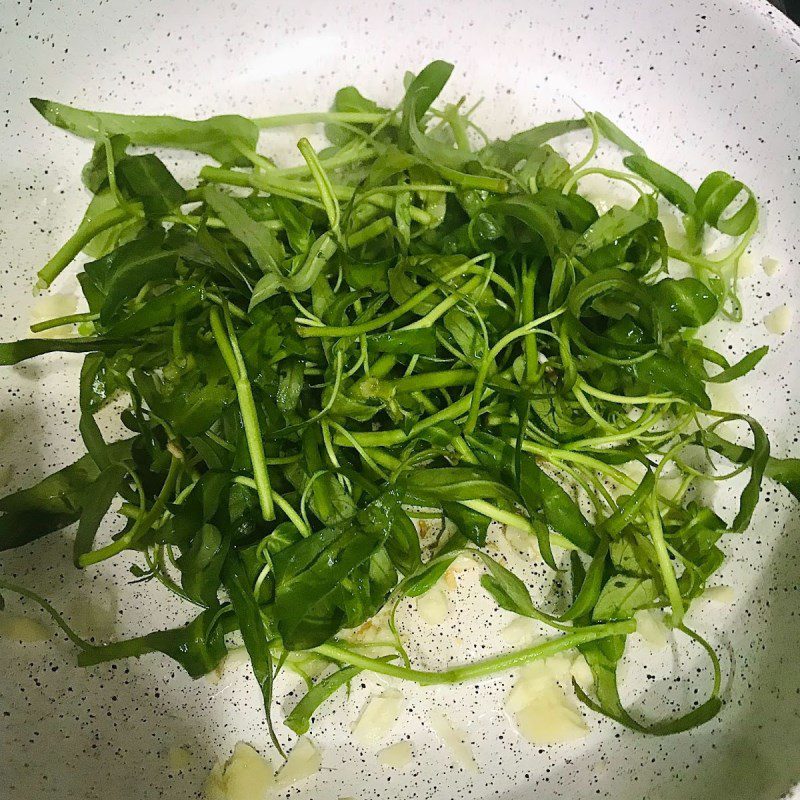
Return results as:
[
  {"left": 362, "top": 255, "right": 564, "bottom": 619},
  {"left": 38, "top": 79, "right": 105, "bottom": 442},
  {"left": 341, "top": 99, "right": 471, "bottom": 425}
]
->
[{"left": 1, "top": 62, "right": 797, "bottom": 747}]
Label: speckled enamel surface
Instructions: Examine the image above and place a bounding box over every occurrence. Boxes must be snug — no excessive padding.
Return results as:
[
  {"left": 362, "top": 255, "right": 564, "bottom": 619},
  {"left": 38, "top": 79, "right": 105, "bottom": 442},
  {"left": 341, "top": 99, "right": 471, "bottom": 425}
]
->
[{"left": 0, "top": 1, "right": 797, "bottom": 798}]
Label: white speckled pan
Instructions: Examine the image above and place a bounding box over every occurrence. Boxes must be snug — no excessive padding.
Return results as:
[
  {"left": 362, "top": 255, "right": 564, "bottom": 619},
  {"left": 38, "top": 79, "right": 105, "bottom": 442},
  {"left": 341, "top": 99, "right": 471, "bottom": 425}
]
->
[{"left": 1, "top": 1, "right": 798, "bottom": 798}]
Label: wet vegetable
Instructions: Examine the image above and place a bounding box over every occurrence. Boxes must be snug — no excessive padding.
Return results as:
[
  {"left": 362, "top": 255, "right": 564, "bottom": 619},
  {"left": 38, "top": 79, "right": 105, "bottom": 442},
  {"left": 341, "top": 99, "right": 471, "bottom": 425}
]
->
[{"left": 1, "top": 62, "right": 793, "bottom": 749}]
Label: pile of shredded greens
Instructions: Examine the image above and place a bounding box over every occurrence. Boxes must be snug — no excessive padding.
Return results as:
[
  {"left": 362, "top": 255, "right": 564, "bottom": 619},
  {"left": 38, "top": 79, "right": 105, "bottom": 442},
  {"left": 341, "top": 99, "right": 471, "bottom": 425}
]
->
[{"left": 1, "top": 61, "right": 798, "bottom": 751}]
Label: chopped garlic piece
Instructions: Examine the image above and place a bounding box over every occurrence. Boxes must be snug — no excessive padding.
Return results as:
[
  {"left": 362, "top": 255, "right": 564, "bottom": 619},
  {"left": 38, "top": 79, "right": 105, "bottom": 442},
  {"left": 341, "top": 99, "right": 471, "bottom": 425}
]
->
[
  {"left": 429, "top": 709, "right": 478, "bottom": 772},
  {"left": 515, "top": 693, "right": 588, "bottom": 744},
  {"left": 29, "top": 293, "right": 78, "bottom": 338},
  {"left": 206, "top": 646, "right": 249, "bottom": 685},
  {"left": 443, "top": 569, "right": 457, "bottom": 590},
  {"left": 416, "top": 583, "right": 449, "bottom": 625},
  {"left": 275, "top": 737, "right": 321, "bottom": 787},
  {"left": 204, "top": 670, "right": 222, "bottom": 687},
  {"left": 762, "top": 256, "right": 780, "bottom": 276},
  {"left": 737, "top": 253, "right": 756, "bottom": 278},
  {"left": 220, "top": 647, "right": 250, "bottom": 675},
  {"left": 225, "top": 743, "right": 275, "bottom": 799},
  {"left": 657, "top": 474, "right": 683, "bottom": 500},
  {"left": 570, "top": 654, "right": 594, "bottom": 690},
  {"left": 507, "top": 657, "right": 572, "bottom": 712},
  {"left": 0, "top": 614, "right": 50, "bottom": 642},
  {"left": 348, "top": 610, "right": 391, "bottom": 645},
  {"left": 353, "top": 689, "right": 404, "bottom": 745},
  {"left": 703, "top": 585, "right": 735, "bottom": 604},
  {"left": 550, "top": 652, "right": 576, "bottom": 678},
  {"left": 204, "top": 742, "right": 274, "bottom": 800},
  {"left": 707, "top": 381, "right": 742, "bottom": 414},
  {"left": 67, "top": 599, "right": 116, "bottom": 640},
  {"left": 168, "top": 746, "right": 192, "bottom": 772},
  {"left": 634, "top": 609, "right": 669, "bottom": 650},
  {"left": 378, "top": 741, "right": 412, "bottom": 769},
  {"left": 508, "top": 657, "right": 589, "bottom": 744},
  {"left": 506, "top": 669, "right": 551, "bottom": 713},
  {"left": 577, "top": 174, "right": 637, "bottom": 216},
  {"left": 203, "top": 762, "right": 227, "bottom": 800},
  {"left": 503, "top": 525, "right": 535, "bottom": 554},
  {"left": 764, "top": 304, "right": 792, "bottom": 334},
  {"left": 501, "top": 617, "right": 540, "bottom": 647},
  {"left": 660, "top": 212, "right": 689, "bottom": 249}
]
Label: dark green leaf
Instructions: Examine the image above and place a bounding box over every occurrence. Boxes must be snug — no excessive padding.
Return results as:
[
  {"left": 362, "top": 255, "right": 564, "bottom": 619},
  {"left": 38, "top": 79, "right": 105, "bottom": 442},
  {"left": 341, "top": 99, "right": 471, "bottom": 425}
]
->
[
  {"left": 400, "top": 61, "right": 454, "bottom": 150},
  {"left": 647, "top": 277, "right": 718, "bottom": 331},
  {"left": 73, "top": 464, "right": 128, "bottom": 568},
  {"left": 468, "top": 431, "right": 599, "bottom": 554},
  {"left": 81, "top": 134, "right": 129, "bottom": 193},
  {"left": 104, "top": 285, "right": 203, "bottom": 337},
  {"left": 489, "top": 196, "right": 563, "bottom": 258},
  {"left": 560, "top": 540, "right": 608, "bottom": 621},
  {"left": 601, "top": 469, "right": 655, "bottom": 538},
  {"left": 0, "top": 439, "right": 133, "bottom": 551},
  {"left": 177, "top": 523, "right": 229, "bottom": 606},
  {"left": 592, "top": 112, "right": 645, "bottom": 156},
  {"left": 695, "top": 171, "right": 757, "bottom": 236},
  {"left": 270, "top": 196, "right": 313, "bottom": 254},
  {"left": 204, "top": 186, "right": 283, "bottom": 273},
  {"left": 78, "top": 608, "right": 226, "bottom": 678},
  {"left": 575, "top": 205, "right": 651, "bottom": 256},
  {"left": 694, "top": 415, "right": 771, "bottom": 529},
  {"left": 32, "top": 98, "right": 258, "bottom": 165},
  {"left": 249, "top": 233, "right": 336, "bottom": 309},
  {"left": 284, "top": 665, "right": 361, "bottom": 734},
  {"left": 479, "top": 119, "right": 587, "bottom": 169},
  {"left": 367, "top": 328, "right": 438, "bottom": 357},
  {"left": 273, "top": 498, "right": 391, "bottom": 649},
  {"left": 116, "top": 154, "right": 186, "bottom": 216},
  {"left": 592, "top": 575, "right": 657, "bottom": 621},
  {"left": 623, "top": 154, "right": 696, "bottom": 214},
  {"left": 223, "top": 551, "right": 283, "bottom": 753},
  {"left": 326, "top": 86, "right": 386, "bottom": 146},
  {"left": 397, "top": 466, "right": 516, "bottom": 504},
  {"left": 0, "top": 335, "right": 129, "bottom": 366},
  {"left": 443, "top": 501, "right": 491, "bottom": 547},
  {"left": 633, "top": 354, "right": 711, "bottom": 409},
  {"left": 697, "top": 344, "right": 768, "bottom": 384}
]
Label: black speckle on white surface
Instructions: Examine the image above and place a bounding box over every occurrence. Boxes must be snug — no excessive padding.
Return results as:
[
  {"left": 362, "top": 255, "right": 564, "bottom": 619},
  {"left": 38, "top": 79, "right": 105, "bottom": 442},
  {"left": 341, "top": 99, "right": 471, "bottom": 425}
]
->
[{"left": 0, "top": 1, "right": 798, "bottom": 799}]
